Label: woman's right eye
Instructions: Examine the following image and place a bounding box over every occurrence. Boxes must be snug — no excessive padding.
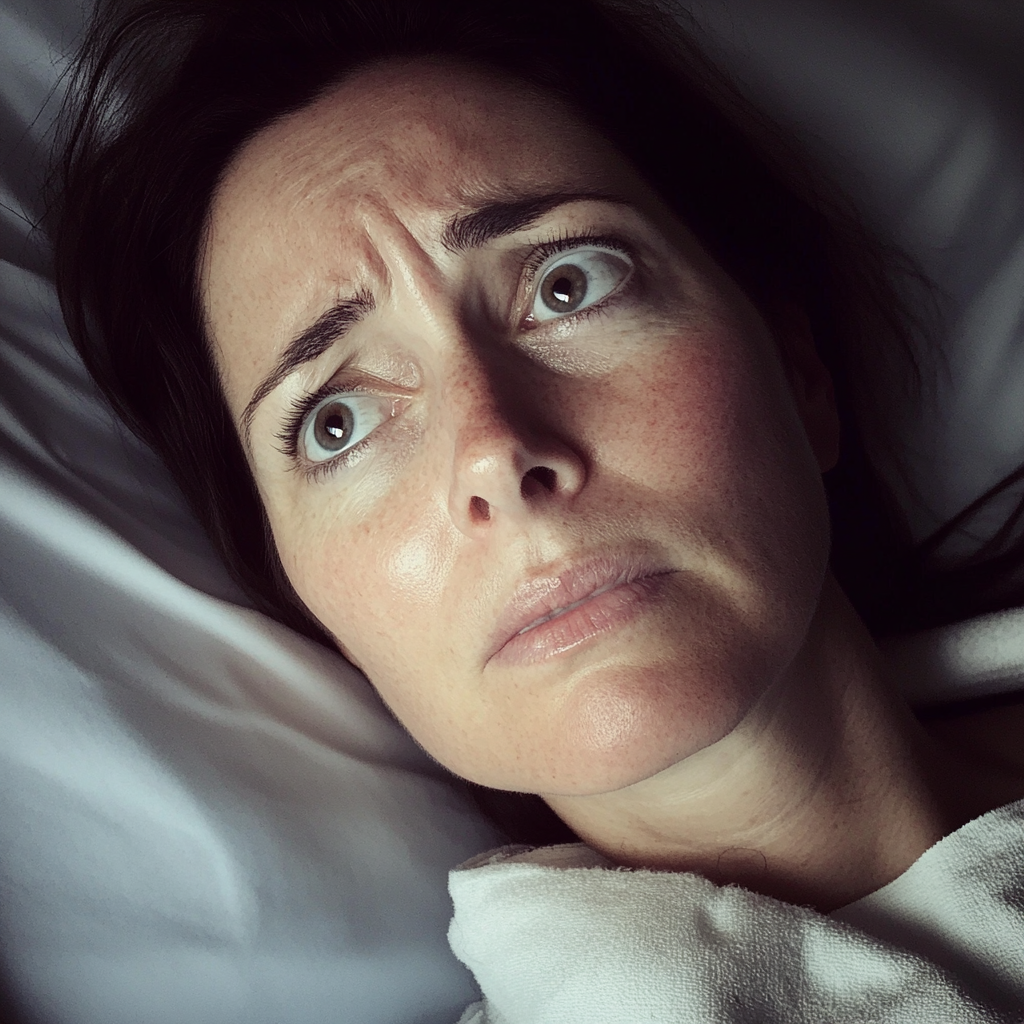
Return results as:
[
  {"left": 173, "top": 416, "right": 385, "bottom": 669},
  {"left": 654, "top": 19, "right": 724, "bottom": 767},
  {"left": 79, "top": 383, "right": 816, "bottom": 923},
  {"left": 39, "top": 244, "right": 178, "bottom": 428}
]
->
[{"left": 300, "top": 392, "right": 394, "bottom": 464}]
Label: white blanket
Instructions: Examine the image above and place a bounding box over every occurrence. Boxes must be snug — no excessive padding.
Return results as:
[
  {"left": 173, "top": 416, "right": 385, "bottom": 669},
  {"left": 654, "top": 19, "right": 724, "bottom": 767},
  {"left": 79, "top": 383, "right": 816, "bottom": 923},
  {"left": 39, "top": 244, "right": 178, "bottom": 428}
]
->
[
  {"left": 448, "top": 608, "right": 1024, "bottom": 1023},
  {"left": 449, "top": 800, "right": 1024, "bottom": 1022}
]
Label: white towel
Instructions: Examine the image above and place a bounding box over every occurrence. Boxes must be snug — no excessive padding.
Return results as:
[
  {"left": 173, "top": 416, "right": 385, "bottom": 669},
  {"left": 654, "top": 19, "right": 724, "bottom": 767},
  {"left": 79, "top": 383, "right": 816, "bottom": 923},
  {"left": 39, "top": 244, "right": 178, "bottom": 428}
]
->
[{"left": 448, "top": 800, "right": 1024, "bottom": 1023}]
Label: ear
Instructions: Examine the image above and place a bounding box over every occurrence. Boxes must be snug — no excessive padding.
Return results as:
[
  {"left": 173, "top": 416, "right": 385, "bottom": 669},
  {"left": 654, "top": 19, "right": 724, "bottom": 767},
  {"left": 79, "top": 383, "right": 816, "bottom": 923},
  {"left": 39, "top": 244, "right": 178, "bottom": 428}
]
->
[{"left": 774, "top": 307, "right": 840, "bottom": 473}]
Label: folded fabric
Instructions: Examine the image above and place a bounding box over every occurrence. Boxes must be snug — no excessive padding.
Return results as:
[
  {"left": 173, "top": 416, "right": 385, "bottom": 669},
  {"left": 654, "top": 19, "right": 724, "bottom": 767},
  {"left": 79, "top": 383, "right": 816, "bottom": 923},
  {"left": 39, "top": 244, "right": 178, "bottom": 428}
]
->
[{"left": 449, "top": 797, "right": 1024, "bottom": 1022}]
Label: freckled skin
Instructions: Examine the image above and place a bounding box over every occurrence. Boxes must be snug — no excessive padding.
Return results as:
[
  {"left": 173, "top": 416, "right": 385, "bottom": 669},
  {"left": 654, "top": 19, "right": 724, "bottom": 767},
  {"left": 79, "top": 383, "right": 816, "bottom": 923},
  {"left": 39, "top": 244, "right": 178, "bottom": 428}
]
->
[{"left": 202, "top": 59, "right": 838, "bottom": 797}]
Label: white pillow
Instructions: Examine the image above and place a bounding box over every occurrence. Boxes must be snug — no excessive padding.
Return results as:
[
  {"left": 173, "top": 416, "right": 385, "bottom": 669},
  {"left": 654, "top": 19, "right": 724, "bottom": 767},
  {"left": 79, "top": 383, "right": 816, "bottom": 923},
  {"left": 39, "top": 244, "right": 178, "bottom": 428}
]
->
[
  {"left": 0, "top": 5, "right": 502, "bottom": 1023},
  {"left": 1, "top": 1, "right": 1021, "bottom": 1022}
]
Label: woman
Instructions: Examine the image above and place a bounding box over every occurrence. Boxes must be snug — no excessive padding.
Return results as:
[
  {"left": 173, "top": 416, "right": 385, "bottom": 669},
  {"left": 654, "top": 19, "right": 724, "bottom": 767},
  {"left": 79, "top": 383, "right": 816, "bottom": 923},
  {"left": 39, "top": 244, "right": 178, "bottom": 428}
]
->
[{"left": 52, "top": 0, "right": 1024, "bottom": 1017}]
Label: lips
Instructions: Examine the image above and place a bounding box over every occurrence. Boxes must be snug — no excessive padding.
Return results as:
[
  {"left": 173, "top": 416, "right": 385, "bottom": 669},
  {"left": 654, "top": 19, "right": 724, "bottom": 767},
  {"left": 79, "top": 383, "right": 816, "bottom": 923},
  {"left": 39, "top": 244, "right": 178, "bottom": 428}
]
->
[{"left": 486, "top": 552, "right": 673, "bottom": 667}]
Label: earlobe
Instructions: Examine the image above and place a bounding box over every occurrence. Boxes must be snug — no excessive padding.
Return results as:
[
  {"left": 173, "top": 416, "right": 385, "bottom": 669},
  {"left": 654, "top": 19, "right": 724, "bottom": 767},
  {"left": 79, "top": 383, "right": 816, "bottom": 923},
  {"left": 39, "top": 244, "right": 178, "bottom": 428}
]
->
[{"left": 774, "top": 307, "right": 841, "bottom": 473}]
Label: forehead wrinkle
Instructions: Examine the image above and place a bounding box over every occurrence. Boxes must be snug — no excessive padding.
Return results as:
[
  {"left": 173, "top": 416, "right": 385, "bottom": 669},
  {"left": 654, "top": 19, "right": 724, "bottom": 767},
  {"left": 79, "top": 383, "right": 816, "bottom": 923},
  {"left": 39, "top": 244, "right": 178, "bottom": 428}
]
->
[
  {"left": 218, "top": 104, "right": 395, "bottom": 224},
  {"left": 265, "top": 95, "right": 464, "bottom": 217},
  {"left": 217, "top": 60, "right": 619, "bottom": 261},
  {"left": 243, "top": 65, "right": 566, "bottom": 222},
  {"left": 355, "top": 198, "right": 457, "bottom": 327}
]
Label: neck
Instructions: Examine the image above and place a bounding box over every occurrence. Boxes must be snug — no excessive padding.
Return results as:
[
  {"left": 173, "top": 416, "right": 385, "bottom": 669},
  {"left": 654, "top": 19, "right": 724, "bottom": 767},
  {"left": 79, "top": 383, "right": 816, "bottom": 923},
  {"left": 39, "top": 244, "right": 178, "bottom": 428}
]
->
[{"left": 543, "top": 575, "right": 978, "bottom": 911}]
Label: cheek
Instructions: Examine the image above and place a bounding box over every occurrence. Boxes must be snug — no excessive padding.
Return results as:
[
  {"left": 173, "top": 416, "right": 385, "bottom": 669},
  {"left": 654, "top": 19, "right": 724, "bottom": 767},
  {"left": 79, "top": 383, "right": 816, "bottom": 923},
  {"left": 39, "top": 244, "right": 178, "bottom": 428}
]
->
[
  {"left": 655, "top": 334, "right": 830, "bottom": 632},
  {"left": 378, "top": 500, "right": 455, "bottom": 607},
  {"left": 271, "top": 476, "right": 460, "bottom": 698},
  {"left": 583, "top": 327, "right": 810, "bottom": 526}
]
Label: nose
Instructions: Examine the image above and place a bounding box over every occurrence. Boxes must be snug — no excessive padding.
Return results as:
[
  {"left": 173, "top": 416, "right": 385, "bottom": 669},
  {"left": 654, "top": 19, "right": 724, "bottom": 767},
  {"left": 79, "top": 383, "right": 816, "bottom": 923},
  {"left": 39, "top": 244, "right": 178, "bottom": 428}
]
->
[{"left": 446, "top": 365, "right": 587, "bottom": 536}]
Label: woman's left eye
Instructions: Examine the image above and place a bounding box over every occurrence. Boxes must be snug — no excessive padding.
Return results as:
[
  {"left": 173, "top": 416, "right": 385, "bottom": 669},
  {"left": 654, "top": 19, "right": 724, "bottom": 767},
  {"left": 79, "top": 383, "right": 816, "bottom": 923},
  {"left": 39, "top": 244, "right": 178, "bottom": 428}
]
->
[
  {"left": 529, "top": 246, "right": 634, "bottom": 323},
  {"left": 299, "top": 391, "right": 394, "bottom": 464}
]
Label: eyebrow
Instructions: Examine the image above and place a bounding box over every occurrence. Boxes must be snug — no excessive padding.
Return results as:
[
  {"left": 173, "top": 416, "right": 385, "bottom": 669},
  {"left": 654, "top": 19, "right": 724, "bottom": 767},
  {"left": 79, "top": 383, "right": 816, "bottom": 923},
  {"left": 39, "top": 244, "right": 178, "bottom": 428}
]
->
[
  {"left": 240, "top": 292, "right": 374, "bottom": 449},
  {"left": 240, "top": 189, "right": 629, "bottom": 446},
  {"left": 441, "top": 188, "right": 628, "bottom": 253}
]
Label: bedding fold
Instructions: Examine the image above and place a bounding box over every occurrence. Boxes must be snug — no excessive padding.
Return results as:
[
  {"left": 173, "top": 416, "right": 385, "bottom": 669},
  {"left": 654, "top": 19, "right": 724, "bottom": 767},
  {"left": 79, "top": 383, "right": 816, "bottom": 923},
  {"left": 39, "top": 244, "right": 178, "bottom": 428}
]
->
[{"left": 449, "top": 799, "right": 1024, "bottom": 1023}]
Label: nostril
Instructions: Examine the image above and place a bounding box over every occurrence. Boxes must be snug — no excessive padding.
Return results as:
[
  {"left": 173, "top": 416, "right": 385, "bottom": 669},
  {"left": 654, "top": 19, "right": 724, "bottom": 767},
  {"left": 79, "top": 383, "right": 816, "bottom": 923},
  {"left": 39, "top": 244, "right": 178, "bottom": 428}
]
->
[
  {"left": 521, "top": 465, "right": 558, "bottom": 498},
  {"left": 469, "top": 495, "right": 491, "bottom": 522}
]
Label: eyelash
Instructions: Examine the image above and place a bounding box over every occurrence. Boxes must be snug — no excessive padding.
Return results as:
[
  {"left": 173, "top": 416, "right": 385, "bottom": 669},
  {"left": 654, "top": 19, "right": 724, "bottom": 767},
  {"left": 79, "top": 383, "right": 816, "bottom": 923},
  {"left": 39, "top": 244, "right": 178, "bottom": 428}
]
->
[
  {"left": 279, "top": 230, "right": 636, "bottom": 480},
  {"left": 522, "top": 230, "right": 634, "bottom": 307},
  {"left": 522, "top": 229, "right": 632, "bottom": 275}
]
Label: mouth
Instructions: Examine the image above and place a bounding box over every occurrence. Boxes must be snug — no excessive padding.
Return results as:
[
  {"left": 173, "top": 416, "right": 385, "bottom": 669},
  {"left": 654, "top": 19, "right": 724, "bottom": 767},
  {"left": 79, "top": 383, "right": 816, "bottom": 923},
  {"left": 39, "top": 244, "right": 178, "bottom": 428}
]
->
[{"left": 486, "top": 552, "right": 674, "bottom": 668}]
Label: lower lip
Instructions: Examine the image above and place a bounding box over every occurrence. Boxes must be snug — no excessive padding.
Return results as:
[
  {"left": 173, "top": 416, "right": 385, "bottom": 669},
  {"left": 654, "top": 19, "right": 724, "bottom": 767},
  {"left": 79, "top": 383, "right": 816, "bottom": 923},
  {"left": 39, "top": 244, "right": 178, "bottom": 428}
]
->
[{"left": 490, "top": 573, "right": 671, "bottom": 668}]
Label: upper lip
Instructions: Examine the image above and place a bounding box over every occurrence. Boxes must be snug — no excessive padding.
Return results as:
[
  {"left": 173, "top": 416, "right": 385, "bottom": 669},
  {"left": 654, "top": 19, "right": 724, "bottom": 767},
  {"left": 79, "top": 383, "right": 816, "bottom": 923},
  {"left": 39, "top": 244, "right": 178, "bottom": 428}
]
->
[{"left": 485, "top": 549, "right": 671, "bottom": 664}]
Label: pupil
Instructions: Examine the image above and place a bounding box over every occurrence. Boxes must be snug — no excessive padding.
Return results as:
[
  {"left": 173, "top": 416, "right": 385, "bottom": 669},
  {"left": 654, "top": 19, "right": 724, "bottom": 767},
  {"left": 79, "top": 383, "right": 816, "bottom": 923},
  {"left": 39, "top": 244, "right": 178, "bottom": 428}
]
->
[{"left": 541, "top": 263, "right": 587, "bottom": 313}]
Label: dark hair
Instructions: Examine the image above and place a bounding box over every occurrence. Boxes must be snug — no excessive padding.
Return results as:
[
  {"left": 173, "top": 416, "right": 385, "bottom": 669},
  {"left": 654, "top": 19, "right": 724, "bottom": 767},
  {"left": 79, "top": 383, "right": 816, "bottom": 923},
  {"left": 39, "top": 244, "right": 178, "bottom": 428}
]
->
[{"left": 50, "top": 0, "right": 1024, "bottom": 843}]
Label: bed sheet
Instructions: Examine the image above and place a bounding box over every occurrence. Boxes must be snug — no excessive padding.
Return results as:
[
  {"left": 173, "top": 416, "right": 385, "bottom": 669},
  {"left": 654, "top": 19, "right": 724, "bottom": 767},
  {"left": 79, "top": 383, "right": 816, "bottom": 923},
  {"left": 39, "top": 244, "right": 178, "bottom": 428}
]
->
[{"left": 1, "top": 1, "right": 1022, "bottom": 1022}]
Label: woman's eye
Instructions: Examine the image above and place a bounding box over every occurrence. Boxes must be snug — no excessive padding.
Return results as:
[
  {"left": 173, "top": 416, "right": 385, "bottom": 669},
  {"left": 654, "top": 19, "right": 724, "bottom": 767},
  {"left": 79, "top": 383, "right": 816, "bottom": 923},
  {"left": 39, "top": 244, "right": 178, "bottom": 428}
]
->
[
  {"left": 300, "top": 392, "right": 393, "bottom": 463},
  {"left": 530, "top": 246, "right": 633, "bottom": 322}
]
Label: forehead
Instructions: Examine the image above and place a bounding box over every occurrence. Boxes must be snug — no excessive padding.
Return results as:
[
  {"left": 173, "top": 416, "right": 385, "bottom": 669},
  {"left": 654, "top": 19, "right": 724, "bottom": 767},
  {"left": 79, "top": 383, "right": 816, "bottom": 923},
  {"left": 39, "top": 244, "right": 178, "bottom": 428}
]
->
[{"left": 208, "top": 59, "right": 632, "bottom": 247}]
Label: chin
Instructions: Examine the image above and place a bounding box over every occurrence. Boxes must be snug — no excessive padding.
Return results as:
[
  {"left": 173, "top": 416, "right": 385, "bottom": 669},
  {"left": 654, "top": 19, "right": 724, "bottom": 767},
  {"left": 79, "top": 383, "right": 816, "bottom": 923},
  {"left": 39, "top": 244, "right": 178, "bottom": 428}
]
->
[{"left": 526, "top": 653, "right": 771, "bottom": 798}]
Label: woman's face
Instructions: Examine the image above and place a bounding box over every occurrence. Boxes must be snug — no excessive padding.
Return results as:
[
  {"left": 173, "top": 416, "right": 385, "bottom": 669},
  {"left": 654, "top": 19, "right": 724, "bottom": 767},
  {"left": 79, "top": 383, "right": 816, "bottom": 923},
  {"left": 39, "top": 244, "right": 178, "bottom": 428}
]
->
[{"left": 203, "top": 60, "right": 838, "bottom": 797}]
